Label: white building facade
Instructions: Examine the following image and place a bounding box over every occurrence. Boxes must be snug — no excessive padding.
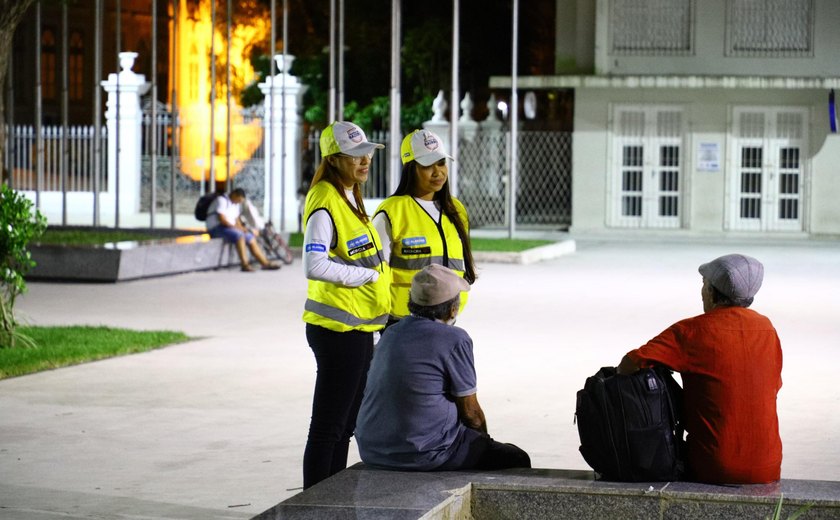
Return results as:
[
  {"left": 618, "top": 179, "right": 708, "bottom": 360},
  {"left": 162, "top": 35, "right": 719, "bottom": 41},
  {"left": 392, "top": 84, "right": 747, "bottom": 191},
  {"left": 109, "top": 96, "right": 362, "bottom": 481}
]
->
[{"left": 493, "top": 0, "right": 840, "bottom": 236}]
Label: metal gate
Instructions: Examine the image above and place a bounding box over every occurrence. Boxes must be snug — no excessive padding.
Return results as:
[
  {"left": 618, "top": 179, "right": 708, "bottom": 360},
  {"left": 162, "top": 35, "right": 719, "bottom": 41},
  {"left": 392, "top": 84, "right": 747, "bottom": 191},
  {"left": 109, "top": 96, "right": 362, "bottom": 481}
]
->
[
  {"left": 302, "top": 128, "right": 573, "bottom": 230},
  {"left": 458, "top": 130, "right": 572, "bottom": 229}
]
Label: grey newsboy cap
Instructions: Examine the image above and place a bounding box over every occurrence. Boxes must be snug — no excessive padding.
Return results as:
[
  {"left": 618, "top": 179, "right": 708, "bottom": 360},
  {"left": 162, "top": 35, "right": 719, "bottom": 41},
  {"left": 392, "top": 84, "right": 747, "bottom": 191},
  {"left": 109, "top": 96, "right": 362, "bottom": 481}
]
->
[
  {"left": 410, "top": 264, "right": 470, "bottom": 306},
  {"left": 698, "top": 253, "right": 764, "bottom": 302}
]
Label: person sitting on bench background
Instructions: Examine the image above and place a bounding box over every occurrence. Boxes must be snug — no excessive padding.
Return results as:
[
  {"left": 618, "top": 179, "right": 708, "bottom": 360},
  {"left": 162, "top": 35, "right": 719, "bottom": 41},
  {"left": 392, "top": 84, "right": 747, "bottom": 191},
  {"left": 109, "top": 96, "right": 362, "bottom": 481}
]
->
[{"left": 205, "top": 187, "right": 280, "bottom": 272}]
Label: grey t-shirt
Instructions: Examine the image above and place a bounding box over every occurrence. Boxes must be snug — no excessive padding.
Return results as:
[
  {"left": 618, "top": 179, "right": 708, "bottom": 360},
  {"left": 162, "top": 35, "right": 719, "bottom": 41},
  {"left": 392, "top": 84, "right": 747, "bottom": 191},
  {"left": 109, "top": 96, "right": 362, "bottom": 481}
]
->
[{"left": 355, "top": 316, "right": 477, "bottom": 470}]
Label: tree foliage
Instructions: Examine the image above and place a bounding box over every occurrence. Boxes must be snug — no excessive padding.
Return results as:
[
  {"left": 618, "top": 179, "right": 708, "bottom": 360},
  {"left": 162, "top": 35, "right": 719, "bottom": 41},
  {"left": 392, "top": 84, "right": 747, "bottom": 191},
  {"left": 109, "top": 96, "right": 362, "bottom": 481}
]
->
[
  {"left": 239, "top": 0, "right": 454, "bottom": 133},
  {"left": 0, "top": 183, "right": 47, "bottom": 348},
  {"left": 0, "top": 0, "right": 38, "bottom": 178}
]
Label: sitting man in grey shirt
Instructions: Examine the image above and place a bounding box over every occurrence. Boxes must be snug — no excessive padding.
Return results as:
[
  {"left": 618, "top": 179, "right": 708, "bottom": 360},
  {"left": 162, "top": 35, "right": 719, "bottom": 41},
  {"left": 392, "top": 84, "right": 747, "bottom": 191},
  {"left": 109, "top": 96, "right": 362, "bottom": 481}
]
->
[{"left": 355, "top": 264, "right": 531, "bottom": 471}]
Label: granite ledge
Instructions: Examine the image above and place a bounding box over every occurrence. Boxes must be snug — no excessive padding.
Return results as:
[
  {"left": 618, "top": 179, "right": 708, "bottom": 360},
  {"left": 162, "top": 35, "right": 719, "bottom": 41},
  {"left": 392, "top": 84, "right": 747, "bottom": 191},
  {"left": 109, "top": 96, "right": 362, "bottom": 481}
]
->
[{"left": 254, "top": 464, "right": 840, "bottom": 520}]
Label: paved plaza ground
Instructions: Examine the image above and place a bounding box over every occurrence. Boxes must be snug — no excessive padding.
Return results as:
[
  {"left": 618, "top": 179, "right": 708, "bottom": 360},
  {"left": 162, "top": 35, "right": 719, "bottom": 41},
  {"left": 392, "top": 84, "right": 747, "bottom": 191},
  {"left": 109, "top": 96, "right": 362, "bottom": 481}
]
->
[{"left": 1, "top": 235, "right": 839, "bottom": 519}]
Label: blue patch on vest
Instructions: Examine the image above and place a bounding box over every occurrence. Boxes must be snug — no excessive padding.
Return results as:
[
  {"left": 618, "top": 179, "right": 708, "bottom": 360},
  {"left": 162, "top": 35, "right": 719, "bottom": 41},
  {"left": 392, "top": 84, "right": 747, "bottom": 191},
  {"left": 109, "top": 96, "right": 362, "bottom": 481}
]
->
[
  {"left": 305, "top": 243, "right": 327, "bottom": 253},
  {"left": 402, "top": 236, "right": 427, "bottom": 246},
  {"left": 346, "top": 235, "right": 371, "bottom": 249}
]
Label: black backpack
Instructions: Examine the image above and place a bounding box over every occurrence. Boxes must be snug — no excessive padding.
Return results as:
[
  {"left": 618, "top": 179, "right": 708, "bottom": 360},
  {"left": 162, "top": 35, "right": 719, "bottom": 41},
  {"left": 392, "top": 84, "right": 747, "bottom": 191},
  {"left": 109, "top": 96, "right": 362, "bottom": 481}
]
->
[
  {"left": 194, "top": 192, "right": 220, "bottom": 221},
  {"left": 575, "top": 366, "right": 684, "bottom": 482}
]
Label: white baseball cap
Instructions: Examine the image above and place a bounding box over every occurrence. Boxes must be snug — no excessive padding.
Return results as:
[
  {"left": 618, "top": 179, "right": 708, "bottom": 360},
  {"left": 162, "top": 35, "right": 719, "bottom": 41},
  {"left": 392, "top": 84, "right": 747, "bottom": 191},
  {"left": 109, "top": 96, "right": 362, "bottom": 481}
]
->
[
  {"left": 320, "top": 121, "right": 385, "bottom": 157},
  {"left": 400, "top": 129, "right": 454, "bottom": 166}
]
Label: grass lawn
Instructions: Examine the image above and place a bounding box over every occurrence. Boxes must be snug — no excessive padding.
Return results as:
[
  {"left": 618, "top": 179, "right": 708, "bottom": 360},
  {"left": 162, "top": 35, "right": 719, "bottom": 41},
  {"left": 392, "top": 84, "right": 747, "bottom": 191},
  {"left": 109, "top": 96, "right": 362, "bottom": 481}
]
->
[
  {"left": 0, "top": 326, "right": 191, "bottom": 380},
  {"left": 287, "top": 233, "right": 551, "bottom": 252},
  {"left": 470, "top": 237, "right": 553, "bottom": 252}
]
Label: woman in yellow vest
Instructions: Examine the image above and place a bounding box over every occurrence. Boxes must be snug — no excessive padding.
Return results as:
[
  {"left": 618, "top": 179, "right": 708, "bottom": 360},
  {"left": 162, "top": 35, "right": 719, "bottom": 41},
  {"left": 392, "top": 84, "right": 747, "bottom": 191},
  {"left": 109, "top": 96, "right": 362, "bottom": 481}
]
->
[
  {"left": 301, "top": 121, "right": 390, "bottom": 489},
  {"left": 373, "top": 129, "right": 476, "bottom": 324}
]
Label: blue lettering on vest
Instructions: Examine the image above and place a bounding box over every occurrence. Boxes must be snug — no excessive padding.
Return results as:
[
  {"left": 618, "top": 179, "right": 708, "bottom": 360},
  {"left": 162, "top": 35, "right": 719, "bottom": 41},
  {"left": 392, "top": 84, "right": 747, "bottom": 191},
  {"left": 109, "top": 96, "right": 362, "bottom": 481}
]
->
[
  {"left": 402, "top": 236, "right": 427, "bottom": 246},
  {"left": 346, "top": 235, "right": 371, "bottom": 249}
]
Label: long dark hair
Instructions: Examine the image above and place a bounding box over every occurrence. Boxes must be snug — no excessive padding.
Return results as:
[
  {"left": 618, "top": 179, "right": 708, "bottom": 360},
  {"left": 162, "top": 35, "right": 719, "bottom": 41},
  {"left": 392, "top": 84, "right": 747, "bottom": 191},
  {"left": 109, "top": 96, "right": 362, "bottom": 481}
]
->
[
  {"left": 310, "top": 156, "right": 369, "bottom": 223},
  {"left": 392, "top": 161, "right": 476, "bottom": 284}
]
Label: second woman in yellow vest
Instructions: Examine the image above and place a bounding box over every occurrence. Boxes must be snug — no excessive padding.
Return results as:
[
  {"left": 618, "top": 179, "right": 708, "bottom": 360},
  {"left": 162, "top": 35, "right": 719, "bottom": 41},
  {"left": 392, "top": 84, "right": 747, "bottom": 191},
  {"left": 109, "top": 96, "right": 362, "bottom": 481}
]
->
[
  {"left": 373, "top": 129, "right": 476, "bottom": 324},
  {"left": 301, "top": 121, "right": 390, "bottom": 489}
]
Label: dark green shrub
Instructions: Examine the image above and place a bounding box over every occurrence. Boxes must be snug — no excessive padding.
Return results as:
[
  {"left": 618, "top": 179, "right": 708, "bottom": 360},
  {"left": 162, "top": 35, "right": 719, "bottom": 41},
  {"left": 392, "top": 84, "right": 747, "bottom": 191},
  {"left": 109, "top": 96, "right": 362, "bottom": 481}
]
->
[{"left": 0, "top": 184, "right": 47, "bottom": 348}]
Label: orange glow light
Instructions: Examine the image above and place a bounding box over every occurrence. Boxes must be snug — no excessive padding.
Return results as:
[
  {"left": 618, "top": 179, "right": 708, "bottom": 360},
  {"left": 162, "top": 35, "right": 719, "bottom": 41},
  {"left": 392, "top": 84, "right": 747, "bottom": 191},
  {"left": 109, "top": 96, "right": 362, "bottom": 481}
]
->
[{"left": 171, "top": 0, "right": 269, "bottom": 182}]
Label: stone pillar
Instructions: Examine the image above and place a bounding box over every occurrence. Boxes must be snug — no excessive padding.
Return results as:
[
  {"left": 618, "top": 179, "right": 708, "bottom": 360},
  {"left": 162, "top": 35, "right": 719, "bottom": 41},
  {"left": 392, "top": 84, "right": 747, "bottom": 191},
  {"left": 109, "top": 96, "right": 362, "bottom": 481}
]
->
[
  {"left": 458, "top": 92, "right": 479, "bottom": 142},
  {"left": 101, "top": 52, "right": 150, "bottom": 219},
  {"left": 422, "top": 91, "right": 464, "bottom": 195},
  {"left": 259, "top": 54, "right": 307, "bottom": 231},
  {"left": 422, "top": 90, "right": 452, "bottom": 159}
]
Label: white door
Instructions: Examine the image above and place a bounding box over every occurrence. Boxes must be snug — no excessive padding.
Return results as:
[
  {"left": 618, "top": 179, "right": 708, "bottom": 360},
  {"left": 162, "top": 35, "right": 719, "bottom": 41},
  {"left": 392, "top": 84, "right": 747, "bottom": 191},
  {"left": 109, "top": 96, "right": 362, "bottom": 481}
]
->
[
  {"left": 611, "top": 106, "right": 684, "bottom": 228},
  {"left": 729, "top": 107, "right": 807, "bottom": 232}
]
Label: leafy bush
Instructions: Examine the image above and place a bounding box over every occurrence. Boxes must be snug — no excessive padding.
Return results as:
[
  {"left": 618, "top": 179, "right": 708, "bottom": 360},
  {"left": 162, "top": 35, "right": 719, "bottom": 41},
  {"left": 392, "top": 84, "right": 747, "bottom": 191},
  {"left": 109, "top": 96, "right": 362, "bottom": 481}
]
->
[{"left": 0, "top": 184, "right": 47, "bottom": 348}]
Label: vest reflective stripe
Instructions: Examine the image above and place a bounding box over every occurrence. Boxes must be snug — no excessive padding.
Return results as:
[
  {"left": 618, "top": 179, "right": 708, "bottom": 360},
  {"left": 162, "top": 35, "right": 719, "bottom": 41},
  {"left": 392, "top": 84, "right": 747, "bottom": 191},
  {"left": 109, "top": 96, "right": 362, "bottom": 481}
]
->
[
  {"left": 303, "top": 182, "right": 391, "bottom": 333},
  {"left": 390, "top": 255, "right": 465, "bottom": 272},
  {"left": 328, "top": 254, "right": 384, "bottom": 269},
  {"left": 375, "top": 195, "right": 469, "bottom": 318},
  {"left": 304, "top": 299, "right": 389, "bottom": 328}
]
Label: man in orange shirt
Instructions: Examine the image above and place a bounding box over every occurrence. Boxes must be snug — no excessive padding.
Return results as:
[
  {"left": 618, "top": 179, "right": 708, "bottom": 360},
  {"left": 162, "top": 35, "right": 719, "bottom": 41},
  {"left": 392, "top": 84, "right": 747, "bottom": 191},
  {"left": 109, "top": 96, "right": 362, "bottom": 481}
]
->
[{"left": 618, "top": 254, "right": 782, "bottom": 484}]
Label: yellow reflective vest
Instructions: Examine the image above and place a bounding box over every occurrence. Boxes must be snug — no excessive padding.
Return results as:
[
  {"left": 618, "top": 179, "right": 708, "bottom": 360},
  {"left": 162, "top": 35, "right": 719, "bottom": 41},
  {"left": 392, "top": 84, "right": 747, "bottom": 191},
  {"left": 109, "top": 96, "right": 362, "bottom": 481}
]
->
[
  {"left": 302, "top": 182, "right": 391, "bottom": 332},
  {"left": 374, "top": 195, "right": 469, "bottom": 319}
]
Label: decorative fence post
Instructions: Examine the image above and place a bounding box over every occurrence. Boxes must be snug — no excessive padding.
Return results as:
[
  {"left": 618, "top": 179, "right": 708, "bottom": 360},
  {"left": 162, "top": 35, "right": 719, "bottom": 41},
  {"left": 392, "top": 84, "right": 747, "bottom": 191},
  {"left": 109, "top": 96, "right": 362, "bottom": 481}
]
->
[
  {"left": 458, "top": 92, "right": 479, "bottom": 142},
  {"left": 480, "top": 94, "right": 506, "bottom": 210},
  {"left": 422, "top": 90, "right": 453, "bottom": 189},
  {"left": 101, "top": 52, "right": 149, "bottom": 223},
  {"left": 259, "top": 54, "right": 307, "bottom": 232}
]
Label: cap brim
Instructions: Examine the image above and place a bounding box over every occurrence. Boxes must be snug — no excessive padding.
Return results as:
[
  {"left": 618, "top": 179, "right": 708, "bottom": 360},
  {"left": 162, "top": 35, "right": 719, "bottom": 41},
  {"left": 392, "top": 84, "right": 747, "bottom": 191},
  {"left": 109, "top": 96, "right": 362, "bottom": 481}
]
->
[
  {"left": 415, "top": 151, "right": 454, "bottom": 167},
  {"left": 344, "top": 142, "right": 385, "bottom": 157}
]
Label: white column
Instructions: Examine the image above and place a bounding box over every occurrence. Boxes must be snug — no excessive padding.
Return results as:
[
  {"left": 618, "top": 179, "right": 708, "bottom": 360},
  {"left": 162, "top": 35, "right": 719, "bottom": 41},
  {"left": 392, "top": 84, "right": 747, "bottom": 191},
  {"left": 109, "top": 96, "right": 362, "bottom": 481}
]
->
[
  {"left": 259, "top": 54, "right": 307, "bottom": 231},
  {"left": 423, "top": 90, "right": 451, "bottom": 160},
  {"left": 101, "top": 52, "right": 150, "bottom": 219}
]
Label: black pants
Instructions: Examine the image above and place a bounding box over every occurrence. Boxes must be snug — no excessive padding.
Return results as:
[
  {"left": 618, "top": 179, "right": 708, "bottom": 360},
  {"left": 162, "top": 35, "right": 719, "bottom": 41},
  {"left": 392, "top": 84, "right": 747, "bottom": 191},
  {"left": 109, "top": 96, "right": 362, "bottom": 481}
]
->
[
  {"left": 303, "top": 324, "right": 374, "bottom": 489},
  {"left": 437, "top": 427, "right": 532, "bottom": 471}
]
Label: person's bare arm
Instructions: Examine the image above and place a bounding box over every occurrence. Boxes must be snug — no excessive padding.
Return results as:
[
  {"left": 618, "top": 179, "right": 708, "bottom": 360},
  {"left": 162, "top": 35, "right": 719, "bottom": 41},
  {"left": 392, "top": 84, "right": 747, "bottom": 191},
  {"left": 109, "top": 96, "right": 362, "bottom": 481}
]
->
[
  {"left": 455, "top": 393, "right": 487, "bottom": 434},
  {"left": 617, "top": 354, "right": 640, "bottom": 375}
]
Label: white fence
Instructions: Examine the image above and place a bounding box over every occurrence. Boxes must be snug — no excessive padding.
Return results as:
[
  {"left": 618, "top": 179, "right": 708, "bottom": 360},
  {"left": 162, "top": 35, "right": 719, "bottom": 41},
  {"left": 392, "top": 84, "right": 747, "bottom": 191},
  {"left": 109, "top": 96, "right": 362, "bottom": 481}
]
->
[{"left": 4, "top": 125, "right": 107, "bottom": 193}]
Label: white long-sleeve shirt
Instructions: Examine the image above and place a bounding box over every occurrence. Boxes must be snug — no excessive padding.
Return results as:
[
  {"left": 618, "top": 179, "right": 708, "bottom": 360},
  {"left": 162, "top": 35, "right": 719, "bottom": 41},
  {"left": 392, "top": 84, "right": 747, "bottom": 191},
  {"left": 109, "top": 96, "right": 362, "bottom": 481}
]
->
[{"left": 303, "top": 188, "right": 380, "bottom": 287}]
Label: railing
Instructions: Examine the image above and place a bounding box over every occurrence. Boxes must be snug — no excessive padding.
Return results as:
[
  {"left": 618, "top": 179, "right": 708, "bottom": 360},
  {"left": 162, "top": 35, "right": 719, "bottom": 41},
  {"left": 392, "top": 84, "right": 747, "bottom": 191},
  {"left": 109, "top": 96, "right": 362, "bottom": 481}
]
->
[
  {"left": 138, "top": 107, "right": 267, "bottom": 214},
  {"left": 4, "top": 124, "right": 108, "bottom": 192}
]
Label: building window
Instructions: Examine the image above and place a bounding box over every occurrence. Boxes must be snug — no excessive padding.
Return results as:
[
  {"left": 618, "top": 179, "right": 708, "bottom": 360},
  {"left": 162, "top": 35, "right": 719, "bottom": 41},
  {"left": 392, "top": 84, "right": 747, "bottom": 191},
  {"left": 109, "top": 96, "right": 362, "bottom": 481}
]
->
[
  {"left": 610, "top": 0, "right": 694, "bottom": 55},
  {"left": 69, "top": 31, "right": 84, "bottom": 101},
  {"left": 41, "top": 28, "right": 57, "bottom": 100},
  {"left": 727, "top": 0, "right": 814, "bottom": 57}
]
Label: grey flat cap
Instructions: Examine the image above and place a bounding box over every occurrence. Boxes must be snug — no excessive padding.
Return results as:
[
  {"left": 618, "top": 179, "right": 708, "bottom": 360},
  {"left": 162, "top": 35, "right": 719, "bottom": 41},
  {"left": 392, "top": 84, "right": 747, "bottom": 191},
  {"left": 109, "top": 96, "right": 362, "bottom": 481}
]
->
[{"left": 699, "top": 253, "right": 764, "bottom": 301}]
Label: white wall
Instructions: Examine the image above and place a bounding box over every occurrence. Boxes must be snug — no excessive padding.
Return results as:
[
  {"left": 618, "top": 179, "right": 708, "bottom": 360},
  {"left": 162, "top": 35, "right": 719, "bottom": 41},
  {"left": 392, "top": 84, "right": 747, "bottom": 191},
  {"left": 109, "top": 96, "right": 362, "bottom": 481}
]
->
[
  {"left": 571, "top": 86, "right": 840, "bottom": 236},
  {"left": 594, "top": 0, "right": 840, "bottom": 78},
  {"left": 810, "top": 134, "right": 840, "bottom": 236}
]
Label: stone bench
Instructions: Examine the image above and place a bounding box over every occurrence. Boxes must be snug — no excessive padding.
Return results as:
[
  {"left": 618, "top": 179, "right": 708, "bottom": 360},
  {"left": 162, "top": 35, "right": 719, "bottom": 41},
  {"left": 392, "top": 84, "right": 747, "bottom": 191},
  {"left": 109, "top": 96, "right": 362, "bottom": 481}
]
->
[
  {"left": 28, "top": 231, "right": 241, "bottom": 282},
  {"left": 254, "top": 464, "right": 840, "bottom": 519}
]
